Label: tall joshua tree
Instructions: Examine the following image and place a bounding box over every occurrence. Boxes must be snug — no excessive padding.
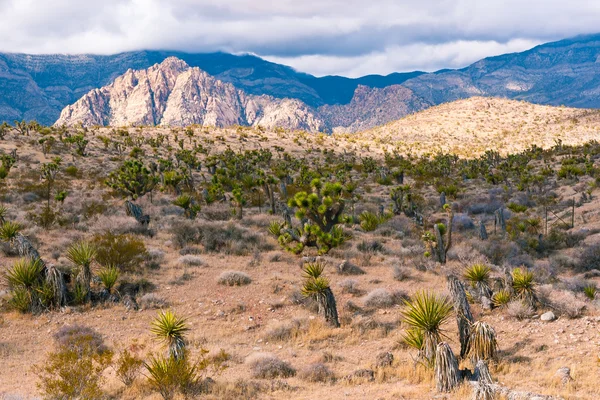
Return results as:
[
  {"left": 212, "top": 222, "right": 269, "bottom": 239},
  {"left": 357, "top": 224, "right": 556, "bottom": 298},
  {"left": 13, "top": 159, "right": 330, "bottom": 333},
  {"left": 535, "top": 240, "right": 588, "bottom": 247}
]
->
[{"left": 301, "top": 262, "right": 340, "bottom": 328}]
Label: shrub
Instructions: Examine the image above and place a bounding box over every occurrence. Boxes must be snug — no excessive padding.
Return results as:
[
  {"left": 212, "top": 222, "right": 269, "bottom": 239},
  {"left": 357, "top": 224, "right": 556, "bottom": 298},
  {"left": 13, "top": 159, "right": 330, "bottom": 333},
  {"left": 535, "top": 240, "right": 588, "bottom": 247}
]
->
[
  {"left": 579, "top": 243, "right": 600, "bottom": 271},
  {"left": 145, "top": 354, "right": 200, "bottom": 400},
  {"left": 264, "top": 319, "right": 307, "bottom": 342},
  {"left": 116, "top": 349, "right": 143, "bottom": 386},
  {"left": 506, "top": 301, "right": 533, "bottom": 320},
  {"left": 248, "top": 353, "right": 296, "bottom": 379},
  {"left": 217, "top": 271, "right": 252, "bottom": 286},
  {"left": 363, "top": 288, "right": 406, "bottom": 309},
  {"left": 338, "top": 279, "right": 361, "bottom": 295},
  {"left": 177, "top": 255, "right": 205, "bottom": 267},
  {"left": 138, "top": 293, "right": 169, "bottom": 309},
  {"left": 97, "top": 265, "right": 119, "bottom": 292},
  {"left": 392, "top": 265, "right": 411, "bottom": 281},
  {"left": 299, "top": 363, "right": 335, "bottom": 383},
  {"left": 359, "top": 211, "right": 388, "bottom": 232},
  {"left": 512, "top": 267, "right": 536, "bottom": 306},
  {"left": 36, "top": 326, "right": 112, "bottom": 399},
  {"left": 584, "top": 284, "right": 597, "bottom": 300},
  {"left": 0, "top": 220, "right": 21, "bottom": 241},
  {"left": 93, "top": 232, "right": 147, "bottom": 272}
]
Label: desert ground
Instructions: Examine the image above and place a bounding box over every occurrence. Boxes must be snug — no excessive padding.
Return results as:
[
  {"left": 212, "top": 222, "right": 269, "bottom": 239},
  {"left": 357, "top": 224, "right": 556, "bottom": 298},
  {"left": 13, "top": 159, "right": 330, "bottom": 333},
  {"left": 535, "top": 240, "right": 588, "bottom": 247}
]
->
[{"left": 0, "top": 98, "right": 600, "bottom": 399}]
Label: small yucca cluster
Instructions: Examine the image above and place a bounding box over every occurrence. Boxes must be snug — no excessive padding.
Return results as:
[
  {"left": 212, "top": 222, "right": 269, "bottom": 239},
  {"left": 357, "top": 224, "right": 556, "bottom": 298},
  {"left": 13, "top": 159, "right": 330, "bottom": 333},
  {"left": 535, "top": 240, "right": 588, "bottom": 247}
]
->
[{"left": 301, "top": 262, "right": 340, "bottom": 328}]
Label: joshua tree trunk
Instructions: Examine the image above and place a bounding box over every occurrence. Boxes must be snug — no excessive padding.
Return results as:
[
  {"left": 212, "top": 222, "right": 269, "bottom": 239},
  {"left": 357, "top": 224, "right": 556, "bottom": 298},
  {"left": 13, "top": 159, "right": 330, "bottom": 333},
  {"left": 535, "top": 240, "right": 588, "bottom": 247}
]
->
[
  {"left": 317, "top": 288, "right": 340, "bottom": 328},
  {"left": 494, "top": 208, "right": 506, "bottom": 236},
  {"left": 440, "top": 192, "right": 446, "bottom": 208},
  {"left": 80, "top": 263, "right": 92, "bottom": 302},
  {"left": 472, "top": 360, "right": 495, "bottom": 400},
  {"left": 435, "top": 342, "right": 460, "bottom": 393},
  {"left": 479, "top": 220, "right": 488, "bottom": 240},
  {"left": 447, "top": 275, "right": 474, "bottom": 358}
]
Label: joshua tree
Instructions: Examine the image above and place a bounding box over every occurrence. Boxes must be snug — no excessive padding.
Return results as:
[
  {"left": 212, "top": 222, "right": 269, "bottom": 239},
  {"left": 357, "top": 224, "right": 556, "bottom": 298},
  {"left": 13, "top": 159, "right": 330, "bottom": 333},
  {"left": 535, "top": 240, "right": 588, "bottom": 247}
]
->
[
  {"left": 434, "top": 342, "right": 460, "bottom": 393},
  {"left": 447, "top": 275, "right": 474, "bottom": 358},
  {"left": 66, "top": 241, "right": 97, "bottom": 303},
  {"left": 231, "top": 187, "right": 246, "bottom": 220},
  {"left": 390, "top": 185, "right": 411, "bottom": 215},
  {"left": 40, "top": 157, "right": 62, "bottom": 209},
  {"left": 106, "top": 159, "right": 158, "bottom": 200},
  {"left": 151, "top": 310, "right": 189, "bottom": 360},
  {"left": 466, "top": 321, "right": 498, "bottom": 366},
  {"left": 423, "top": 203, "right": 454, "bottom": 264},
  {"left": 401, "top": 291, "right": 453, "bottom": 365},
  {"left": 301, "top": 262, "right": 340, "bottom": 328},
  {"left": 277, "top": 179, "right": 347, "bottom": 255},
  {"left": 63, "top": 132, "right": 89, "bottom": 156}
]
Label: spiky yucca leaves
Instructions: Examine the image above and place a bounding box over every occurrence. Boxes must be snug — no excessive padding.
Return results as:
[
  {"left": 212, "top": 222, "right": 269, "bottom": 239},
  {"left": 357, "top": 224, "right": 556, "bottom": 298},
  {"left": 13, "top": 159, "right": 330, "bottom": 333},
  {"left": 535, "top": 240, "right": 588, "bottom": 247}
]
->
[
  {"left": 268, "top": 220, "right": 284, "bottom": 237},
  {"left": 359, "top": 210, "right": 388, "bottom": 232},
  {"left": 66, "top": 241, "right": 97, "bottom": 302},
  {"left": 464, "top": 263, "right": 493, "bottom": 299},
  {"left": 400, "top": 328, "right": 425, "bottom": 360},
  {"left": 301, "top": 263, "right": 340, "bottom": 328},
  {"left": 0, "top": 205, "right": 7, "bottom": 224},
  {"left": 401, "top": 291, "right": 453, "bottom": 365},
  {"left": 511, "top": 267, "right": 536, "bottom": 307},
  {"left": 584, "top": 284, "right": 597, "bottom": 300},
  {"left": 0, "top": 220, "right": 21, "bottom": 241},
  {"left": 172, "top": 194, "right": 200, "bottom": 219},
  {"left": 434, "top": 342, "right": 460, "bottom": 393},
  {"left": 145, "top": 355, "right": 199, "bottom": 400},
  {"left": 491, "top": 290, "right": 511, "bottom": 308},
  {"left": 97, "top": 265, "right": 119, "bottom": 293},
  {"left": 466, "top": 322, "right": 498, "bottom": 366},
  {"left": 151, "top": 311, "right": 190, "bottom": 360},
  {"left": 5, "top": 258, "right": 45, "bottom": 313}
]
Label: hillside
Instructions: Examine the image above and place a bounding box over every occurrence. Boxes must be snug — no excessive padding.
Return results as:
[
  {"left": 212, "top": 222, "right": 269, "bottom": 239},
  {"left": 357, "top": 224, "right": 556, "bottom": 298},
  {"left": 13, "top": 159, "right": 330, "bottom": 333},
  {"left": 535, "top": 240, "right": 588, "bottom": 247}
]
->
[{"left": 351, "top": 97, "right": 600, "bottom": 156}]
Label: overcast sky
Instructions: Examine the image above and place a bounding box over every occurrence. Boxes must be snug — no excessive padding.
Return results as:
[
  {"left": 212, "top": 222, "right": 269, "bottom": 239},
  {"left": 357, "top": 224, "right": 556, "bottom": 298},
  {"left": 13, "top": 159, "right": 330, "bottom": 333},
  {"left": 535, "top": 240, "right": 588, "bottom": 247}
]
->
[{"left": 0, "top": 0, "right": 599, "bottom": 77}]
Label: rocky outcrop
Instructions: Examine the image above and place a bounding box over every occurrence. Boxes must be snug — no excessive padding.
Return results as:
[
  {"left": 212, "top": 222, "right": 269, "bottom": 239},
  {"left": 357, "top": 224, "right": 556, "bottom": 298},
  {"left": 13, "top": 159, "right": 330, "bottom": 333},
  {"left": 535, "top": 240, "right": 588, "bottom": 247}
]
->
[{"left": 55, "top": 58, "right": 326, "bottom": 131}]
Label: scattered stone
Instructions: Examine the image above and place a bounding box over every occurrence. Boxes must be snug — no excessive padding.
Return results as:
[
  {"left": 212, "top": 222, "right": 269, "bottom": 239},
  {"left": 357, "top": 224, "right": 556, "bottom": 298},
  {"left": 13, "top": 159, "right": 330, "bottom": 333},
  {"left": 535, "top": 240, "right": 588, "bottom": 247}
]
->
[
  {"left": 375, "top": 352, "right": 394, "bottom": 367},
  {"left": 540, "top": 311, "right": 556, "bottom": 322},
  {"left": 337, "top": 260, "right": 366, "bottom": 275},
  {"left": 481, "top": 296, "right": 493, "bottom": 311},
  {"left": 122, "top": 294, "right": 138, "bottom": 311},
  {"left": 554, "top": 367, "right": 573, "bottom": 385}
]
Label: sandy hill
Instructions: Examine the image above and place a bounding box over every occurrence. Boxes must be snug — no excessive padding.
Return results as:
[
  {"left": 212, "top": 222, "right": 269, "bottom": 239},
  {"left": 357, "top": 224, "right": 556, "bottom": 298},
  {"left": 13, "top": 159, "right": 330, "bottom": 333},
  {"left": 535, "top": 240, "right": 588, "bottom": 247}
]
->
[{"left": 350, "top": 97, "right": 600, "bottom": 157}]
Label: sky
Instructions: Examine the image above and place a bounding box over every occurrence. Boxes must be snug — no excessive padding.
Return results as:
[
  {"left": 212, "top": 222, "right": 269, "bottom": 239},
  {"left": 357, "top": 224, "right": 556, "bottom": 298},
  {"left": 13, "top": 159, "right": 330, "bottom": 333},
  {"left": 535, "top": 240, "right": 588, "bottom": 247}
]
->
[{"left": 0, "top": 0, "right": 599, "bottom": 77}]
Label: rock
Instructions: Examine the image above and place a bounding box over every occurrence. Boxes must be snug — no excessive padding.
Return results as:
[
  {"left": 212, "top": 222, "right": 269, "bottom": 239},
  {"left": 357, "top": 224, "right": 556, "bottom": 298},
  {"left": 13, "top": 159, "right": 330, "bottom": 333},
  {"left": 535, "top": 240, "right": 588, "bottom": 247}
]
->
[
  {"left": 122, "top": 294, "right": 139, "bottom": 311},
  {"left": 554, "top": 367, "right": 573, "bottom": 385},
  {"left": 481, "top": 296, "right": 493, "bottom": 311},
  {"left": 540, "top": 311, "right": 556, "bottom": 322},
  {"left": 337, "top": 260, "right": 366, "bottom": 275},
  {"left": 375, "top": 352, "right": 394, "bottom": 368}
]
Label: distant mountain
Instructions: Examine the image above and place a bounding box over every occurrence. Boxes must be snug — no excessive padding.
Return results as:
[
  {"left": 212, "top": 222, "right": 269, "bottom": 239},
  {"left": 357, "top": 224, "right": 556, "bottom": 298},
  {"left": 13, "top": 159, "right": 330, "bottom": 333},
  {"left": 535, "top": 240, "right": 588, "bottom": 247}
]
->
[
  {"left": 0, "top": 50, "right": 423, "bottom": 125},
  {"left": 5, "top": 33, "right": 600, "bottom": 128},
  {"left": 56, "top": 58, "right": 325, "bottom": 131}
]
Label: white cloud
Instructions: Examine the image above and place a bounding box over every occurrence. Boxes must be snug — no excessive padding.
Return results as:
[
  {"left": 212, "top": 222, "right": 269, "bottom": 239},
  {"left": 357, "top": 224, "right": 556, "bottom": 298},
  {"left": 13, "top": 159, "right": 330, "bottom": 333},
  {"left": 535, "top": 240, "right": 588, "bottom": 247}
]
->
[{"left": 0, "top": 0, "right": 598, "bottom": 75}]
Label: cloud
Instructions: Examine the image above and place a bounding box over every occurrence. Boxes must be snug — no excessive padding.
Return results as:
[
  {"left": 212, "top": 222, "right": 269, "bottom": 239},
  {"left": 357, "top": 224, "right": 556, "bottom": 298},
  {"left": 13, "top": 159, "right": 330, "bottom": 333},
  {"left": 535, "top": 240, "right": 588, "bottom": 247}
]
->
[{"left": 0, "top": 0, "right": 598, "bottom": 76}]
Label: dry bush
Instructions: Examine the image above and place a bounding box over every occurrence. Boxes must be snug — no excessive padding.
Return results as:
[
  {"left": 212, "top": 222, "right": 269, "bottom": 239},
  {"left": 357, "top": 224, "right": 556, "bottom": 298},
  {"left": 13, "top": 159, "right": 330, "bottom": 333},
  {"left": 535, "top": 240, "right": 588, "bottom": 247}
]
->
[
  {"left": 202, "top": 203, "right": 232, "bottom": 221},
  {"left": 93, "top": 232, "right": 147, "bottom": 272},
  {"left": 506, "top": 300, "right": 533, "bottom": 320},
  {"left": 177, "top": 255, "right": 205, "bottom": 267},
  {"left": 53, "top": 325, "right": 107, "bottom": 353},
  {"left": 299, "top": 363, "right": 335, "bottom": 383},
  {"left": 392, "top": 265, "right": 411, "bottom": 281},
  {"left": 350, "top": 316, "right": 398, "bottom": 337},
  {"left": 363, "top": 288, "right": 407, "bottom": 309},
  {"left": 264, "top": 319, "right": 308, "bottom": 342},
  {"left": 247, "top": 353, "right": 296, "bottom": 379},
  {"left": 539, "top": 285, "right": 586, "bottom": 318},
  {"left": 138, "top": 293, "right": 168, "bottom": 309},
  {"left": 89, "top": 215, "right": 145, "bottom": 235},
  {"left": 217, "top": 271, "right": 252, "bottom": 286},
  {"left": 338, "top": 279, "right": 362, "bottom": 295}
]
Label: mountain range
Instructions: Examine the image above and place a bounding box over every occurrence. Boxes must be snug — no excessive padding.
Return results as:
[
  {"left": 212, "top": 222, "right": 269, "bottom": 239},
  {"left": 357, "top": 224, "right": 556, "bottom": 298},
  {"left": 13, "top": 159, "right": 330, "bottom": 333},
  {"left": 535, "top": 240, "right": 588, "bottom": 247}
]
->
[{"left": 4, "top": 34, "right": 600, "bottom": 130}]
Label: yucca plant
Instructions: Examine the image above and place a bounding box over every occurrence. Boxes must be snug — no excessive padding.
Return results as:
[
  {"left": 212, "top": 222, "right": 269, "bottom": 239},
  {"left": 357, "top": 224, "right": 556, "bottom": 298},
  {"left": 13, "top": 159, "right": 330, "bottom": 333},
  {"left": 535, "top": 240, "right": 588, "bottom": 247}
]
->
[
  {"left": 466, "top": 321, "right": 498, "bottom": 366},
  {"left": 359, "top": 211, "right": 384, "bottom": 232},
  {"left": 401, "top": 291, "right": 453, "bottom": 366},
  {"left": 584, "top": 284, "right": 597, "bottom": 300},
  {"left": 491, "top": 290, "right": 511, "bottom": 308},
  {"left": 301, "top": 262, "right": 340, "bottom": 328},
  {"left": 0, "top": 220, "right": 21, "bottom": 241},
  {"left": 434, "top": 342, "right": 460, "bottom": 393},
  {"left": 66, "top": 241, "right": 97, "bottom": 302},
  {"left": 145, "top": 355, "right": 198, "bottom": 400},
  {"left": 511, "top": 267, "right": 536, "bottom": 307},
  {"left": 464, "top": 263, "right": 492, "bottom": 299},
  {"left": 151, "top": 310, "right": 189, "bottom": 360},
  {"left": 0, "top": 205, "right": 7, "bottom": 224},
  {"left": 97, "top": 265, "right": 119, "bottom": 293},
  {"left": 9, "top": 287, "right": 32, "bottom": 313},
  {"left": 6, "top": 258, "right": 44, "bottom": 289},
  {"left": 400, "top": 328, "right": 425, "bottom": 357},
  {"left": 268, "top": 220, "right": 284, "bottom": 237}
]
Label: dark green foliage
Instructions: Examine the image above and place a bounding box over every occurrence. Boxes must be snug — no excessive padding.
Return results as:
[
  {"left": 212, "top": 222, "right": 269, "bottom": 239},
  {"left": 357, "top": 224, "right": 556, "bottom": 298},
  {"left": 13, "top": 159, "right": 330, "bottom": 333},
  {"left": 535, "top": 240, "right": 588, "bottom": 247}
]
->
[
  {"left": 106, "top": 159, "right": 158, "bottom": 200},
  {"left": 93, "top": 232, "right": 147, "bottom": 272}
]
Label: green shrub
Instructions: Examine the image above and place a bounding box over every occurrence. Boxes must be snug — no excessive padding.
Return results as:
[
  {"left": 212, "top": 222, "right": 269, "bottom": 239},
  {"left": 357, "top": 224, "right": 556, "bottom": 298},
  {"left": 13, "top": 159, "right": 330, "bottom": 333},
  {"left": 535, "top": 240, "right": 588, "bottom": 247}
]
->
[
  {"left": 36, "top": 326, "right": 112, "bottom": 399},
  {"left": 93, "top": 232, "right": 147, "bottom": 272},
  {"left": 116, "top": 349, "right": 143, "bottom": 386},
  {"left": 64, "top": 165, "right": 79, "bottom": 177}
]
